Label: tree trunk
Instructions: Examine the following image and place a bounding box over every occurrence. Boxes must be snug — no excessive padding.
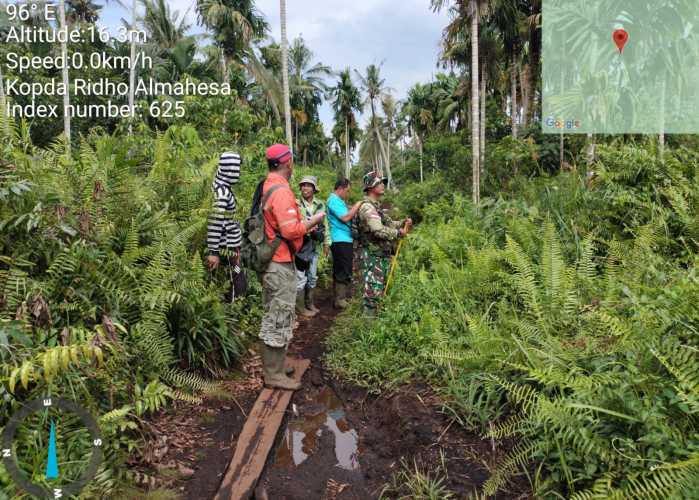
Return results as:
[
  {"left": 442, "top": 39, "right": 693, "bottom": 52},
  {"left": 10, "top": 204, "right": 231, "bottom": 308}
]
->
[
  {"left": 221, "top": 49, "right": 228, "bottom": 132},
  {"left": 375, "top": 128, "right": 391, "bottom": 186},
  {"left": 345, "top": 117, "right": 350, "bottom": 178},
  {"left": 520, "top": 64, "right": 530, "bottom": 128},
  {"left": 128, "top": 0, "right": 136, "bottom": 135},
  {"left": 280, "top": 0, "right": 293, "bottom": 152},
  {"left": 527, "top": 4, "right": 541, "bottom": 125},
  {"left": 419, "top": 138, "right": 424, "bottom": 183},
  {"left": 386, "top": 130, "right": 393, "bottom": 188},
  {"left": 295, "top": 118, "right": 299, "bottom": 155},
  {"left": 371, "top": 99, "right": 391, "bottom": 185},
  {"left": 511, "top": 55, "right": 518, "bottom": 139},
  {"left": 471, "top": 0, "right": 480, "bottom": 206},
  {"left": 58, "top": 0, "right": 71, "bottom": 150},
  {"left": 480, "top": 70, "right": 486, "bottom": 171}
]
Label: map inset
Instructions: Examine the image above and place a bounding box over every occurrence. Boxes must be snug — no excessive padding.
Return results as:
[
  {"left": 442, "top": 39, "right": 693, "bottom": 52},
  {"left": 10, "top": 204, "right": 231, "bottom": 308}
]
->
[{"left": 542, "top": 0, "right": 699, "bottom": 134}]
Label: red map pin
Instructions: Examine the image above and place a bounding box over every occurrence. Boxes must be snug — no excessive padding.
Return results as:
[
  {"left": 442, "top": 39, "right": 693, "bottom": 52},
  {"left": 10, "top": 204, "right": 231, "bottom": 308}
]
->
[{"left": 613, "top": 29, "right": 629, "bottom": 53}]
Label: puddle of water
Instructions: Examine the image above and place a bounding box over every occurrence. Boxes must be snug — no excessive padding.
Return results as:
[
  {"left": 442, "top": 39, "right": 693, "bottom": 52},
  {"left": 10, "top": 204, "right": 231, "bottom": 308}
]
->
[{"left": 275, "top": 387, "right": 360, "bottom": 471}]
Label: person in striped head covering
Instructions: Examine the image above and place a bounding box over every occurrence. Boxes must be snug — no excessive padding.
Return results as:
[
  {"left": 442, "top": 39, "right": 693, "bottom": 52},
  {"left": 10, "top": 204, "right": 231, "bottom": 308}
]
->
[{"left": 207, "top": 152, "right": 243, "bottom": 271}]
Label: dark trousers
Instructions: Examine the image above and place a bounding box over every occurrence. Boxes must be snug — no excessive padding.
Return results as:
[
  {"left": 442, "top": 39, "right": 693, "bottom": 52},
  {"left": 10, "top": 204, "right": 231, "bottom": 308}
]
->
[
  {"left": 331, "top": 242, "right": 354, "bottom": 285},
  {"left": 223, "top": 255, "right": 247, "bottom": 303}
]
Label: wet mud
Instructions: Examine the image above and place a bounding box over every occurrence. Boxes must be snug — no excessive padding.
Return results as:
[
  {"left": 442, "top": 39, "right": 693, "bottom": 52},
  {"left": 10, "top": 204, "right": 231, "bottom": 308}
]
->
[
  {"left": 256, "top": 291, "right": 496, "bottom": 499},
  {"left": 143, "top": 288, "right": 508, "bottom": 499},
  {"left": 274, "top": 387, "right": 360, "bottom": 471}
]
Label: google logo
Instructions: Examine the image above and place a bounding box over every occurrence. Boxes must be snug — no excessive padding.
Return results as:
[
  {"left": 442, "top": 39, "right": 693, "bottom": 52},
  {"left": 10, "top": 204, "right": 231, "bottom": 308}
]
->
[{"left": 545, "top": 116, "right": 582, "bottom": 129}]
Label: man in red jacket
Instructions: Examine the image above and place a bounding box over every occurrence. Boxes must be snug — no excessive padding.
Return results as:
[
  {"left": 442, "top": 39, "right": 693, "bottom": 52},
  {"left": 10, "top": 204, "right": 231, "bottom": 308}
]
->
[{"left": 259, "top": 144, "right": 325, "bottom": 390}]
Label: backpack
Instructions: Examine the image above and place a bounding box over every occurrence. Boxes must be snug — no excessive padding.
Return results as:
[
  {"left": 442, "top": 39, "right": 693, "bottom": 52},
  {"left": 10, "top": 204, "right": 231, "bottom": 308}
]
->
[
  {"left": 351, "top": 201, "right": 370, "bottom": 242},
  {"left": 241, "top": 183, "right": 287, "bottom": 273}
]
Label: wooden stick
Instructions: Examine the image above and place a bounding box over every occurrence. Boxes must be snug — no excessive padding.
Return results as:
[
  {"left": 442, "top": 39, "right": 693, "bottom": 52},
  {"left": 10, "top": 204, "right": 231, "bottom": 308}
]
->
[{"left": 385, "top": 222, "right": 409, "bottom": 294}]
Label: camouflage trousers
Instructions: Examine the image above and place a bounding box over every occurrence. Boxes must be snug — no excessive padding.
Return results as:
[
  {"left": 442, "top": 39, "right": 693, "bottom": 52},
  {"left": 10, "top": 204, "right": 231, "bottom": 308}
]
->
[
  {"left": 259, "top": 262, "right": 297, "bottom": 348},
  {"left": 360, "top": 247, "right": 390, "bottom": 311}
]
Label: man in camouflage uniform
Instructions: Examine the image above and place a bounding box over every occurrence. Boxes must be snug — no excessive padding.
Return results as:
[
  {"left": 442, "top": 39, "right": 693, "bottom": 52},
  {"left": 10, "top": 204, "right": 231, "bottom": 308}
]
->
[{"left": 356, "top": 172, "right": 412, "bottom": 314}]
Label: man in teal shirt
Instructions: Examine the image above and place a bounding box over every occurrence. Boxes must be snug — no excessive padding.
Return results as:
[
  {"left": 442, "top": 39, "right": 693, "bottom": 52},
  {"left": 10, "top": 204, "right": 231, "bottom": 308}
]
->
[{"left": 327, "top": 179, "right": 362, "bottom": 308}]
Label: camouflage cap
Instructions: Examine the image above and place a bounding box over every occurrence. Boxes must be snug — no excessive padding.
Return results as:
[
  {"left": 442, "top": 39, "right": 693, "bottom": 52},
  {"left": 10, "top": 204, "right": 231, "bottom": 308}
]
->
[{"left": 363, "top": 171, "right": 388, "bottom": 192}]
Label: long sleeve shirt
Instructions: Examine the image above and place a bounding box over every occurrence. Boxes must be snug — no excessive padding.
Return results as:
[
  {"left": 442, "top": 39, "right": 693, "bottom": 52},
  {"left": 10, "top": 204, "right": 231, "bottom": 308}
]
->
[
  {"left": 262, "top": 173, "right": 308, "bottom": 263},
  {"left": 298, "top": 196, "right": 331, "bottom": 248},
  {"left": 207, "top": 152, "right": 243, "bottom": 255},
  {"left": 357, "top": 197, "right": 404, "bottom": 254}
]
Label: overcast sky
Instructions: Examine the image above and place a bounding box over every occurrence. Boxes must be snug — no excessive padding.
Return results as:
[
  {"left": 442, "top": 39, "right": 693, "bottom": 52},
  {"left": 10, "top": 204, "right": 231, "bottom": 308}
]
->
[{"left": 101, "top": 0, "right": 450, "bottom": 132}]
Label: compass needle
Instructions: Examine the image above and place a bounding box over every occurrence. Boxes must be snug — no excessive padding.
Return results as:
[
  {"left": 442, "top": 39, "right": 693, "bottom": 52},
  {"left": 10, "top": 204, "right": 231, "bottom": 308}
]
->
[
  {"left": 46, "top": 420, "right": 59, "bottom": 480},
  {"left": 3, "top": 397, "right": 103, "bottom": 498}
]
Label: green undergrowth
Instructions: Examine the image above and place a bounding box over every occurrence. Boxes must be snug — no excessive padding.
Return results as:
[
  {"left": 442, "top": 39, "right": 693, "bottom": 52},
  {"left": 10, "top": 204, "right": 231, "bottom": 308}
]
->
[
  {"left": 327, "top": 143, "right": 699, "bottom": 498},
  {"left": 0, "top": 117, "right": 338, "bottom": 496}
]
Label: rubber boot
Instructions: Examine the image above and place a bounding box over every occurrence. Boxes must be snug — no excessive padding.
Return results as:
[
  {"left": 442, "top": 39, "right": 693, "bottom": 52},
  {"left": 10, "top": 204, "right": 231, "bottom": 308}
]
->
[
  {"left": 262, "top": 345, "right": 301, "bottom": 391},
  {"left": 296, "top": 291, "right": 316, "bottom": 318},
  {"left": 305, "top": 288, "right": 320, "bottom": 314},
  {"left": 334, "top": 283, "right": 350, "bottom": 309}
]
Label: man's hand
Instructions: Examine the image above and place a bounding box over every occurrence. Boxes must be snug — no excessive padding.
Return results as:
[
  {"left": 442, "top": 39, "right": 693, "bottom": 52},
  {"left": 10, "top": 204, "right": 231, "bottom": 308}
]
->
[
  {"left": 207, "top": 255, "right": 220, "bottom": 271},
  {"left": 303, "top": 211, "right": 325, "bottom": 231},
  {"left": 311, "top": 211, "right": 325, "bottom": 226},
  {"left": 323, "top": 245, "right": 330, "bottom": 257}
]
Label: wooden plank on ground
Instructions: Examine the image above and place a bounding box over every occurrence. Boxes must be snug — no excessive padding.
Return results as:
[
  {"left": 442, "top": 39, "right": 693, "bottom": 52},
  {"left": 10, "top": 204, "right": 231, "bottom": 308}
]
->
[{"left": 214, "top": 357, "right": 310, "bottom": 500}]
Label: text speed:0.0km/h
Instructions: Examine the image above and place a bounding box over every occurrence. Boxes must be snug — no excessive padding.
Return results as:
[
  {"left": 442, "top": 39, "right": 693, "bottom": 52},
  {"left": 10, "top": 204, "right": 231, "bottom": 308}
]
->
[{"left": 5, "top": 52, "right": 149, "bottom": 73}]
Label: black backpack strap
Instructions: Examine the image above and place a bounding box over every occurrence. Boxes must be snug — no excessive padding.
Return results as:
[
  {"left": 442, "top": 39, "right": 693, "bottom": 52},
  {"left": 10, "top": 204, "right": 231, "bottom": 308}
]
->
[{"left": 249, "top": 179, "right": 265, "bottom": 217}]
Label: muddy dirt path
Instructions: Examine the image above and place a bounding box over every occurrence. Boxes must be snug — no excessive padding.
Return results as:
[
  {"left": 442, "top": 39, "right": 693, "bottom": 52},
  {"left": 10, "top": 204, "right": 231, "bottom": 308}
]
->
[
  {"left": 256, "top": 291, "right": 492, "bottom": 499},
  {"left": 136, "top": 289, "right": 496, "bottom": 499}
]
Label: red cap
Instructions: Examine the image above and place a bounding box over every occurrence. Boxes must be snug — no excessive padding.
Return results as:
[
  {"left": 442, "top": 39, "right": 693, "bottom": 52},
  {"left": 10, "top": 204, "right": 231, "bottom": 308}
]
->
[{"left": 266, "top": 144, "right": 292, "bottom": 164}]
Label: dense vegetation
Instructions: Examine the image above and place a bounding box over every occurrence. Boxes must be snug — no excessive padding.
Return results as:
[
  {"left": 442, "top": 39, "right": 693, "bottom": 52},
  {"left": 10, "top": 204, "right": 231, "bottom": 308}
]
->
[
  {"left": 1, "top": 0, "right": 698, "bottom": 498},
  {"left": 329, "top": 137, "right": 699, "bottom": 498}
]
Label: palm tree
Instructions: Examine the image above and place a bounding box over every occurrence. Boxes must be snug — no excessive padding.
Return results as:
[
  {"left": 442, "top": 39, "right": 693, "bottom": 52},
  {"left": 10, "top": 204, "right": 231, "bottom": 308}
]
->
[
  {"left": 469, "top": 0, "right": 481, "bottom": 205},
  {"left": 159, "top": 38, "right": 217, "bottom": 81},
  {"left": 58, "top": 0, "right": 71, "bottom": 149},
  {"left": 66, "top": 0, "right": 102, "bottom": 23},
  {"left": 382, "top": 93, "right": 398, "bottom": 181},
  {"left": 331, "top": 69, "right": 362, "bottom": 178},
  {"left": 491, "top": 0, "right": 523, "bottom": 138},
  {"left": 433, "top": 0, "right": 490, "bottom": 205},
  {"left": 524, "top": 0, "right": 541, "bottom": 125},
  {"left": 196, "top": 0, "right": 268, "bottom": 133},
  {"left": 279, "top": 0, "right": 293, "bottom": 150},
  {"left": 288, "top": 36, "right": 332, "bottom": 157},
  {"left": 196, "top": 0, "right": 268, "bottom": 66},
  {"left": 355, "top": 63, "right": 393, "bottom": 187},
  {"left": 141, "top": 0, "right": 190, "bottom": 50},
  {"left": 403, "top": 83, "right": 433, "bottom": 183}
]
